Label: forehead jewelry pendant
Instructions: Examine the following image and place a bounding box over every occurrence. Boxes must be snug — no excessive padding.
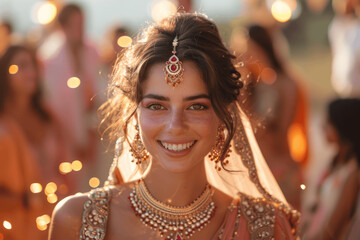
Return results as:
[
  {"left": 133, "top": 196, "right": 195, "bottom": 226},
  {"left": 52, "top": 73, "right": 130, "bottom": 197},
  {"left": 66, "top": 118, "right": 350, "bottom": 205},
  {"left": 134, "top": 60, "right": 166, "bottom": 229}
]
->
[{"left": 164, "top": 36, "right": 184, "bottom": 87}]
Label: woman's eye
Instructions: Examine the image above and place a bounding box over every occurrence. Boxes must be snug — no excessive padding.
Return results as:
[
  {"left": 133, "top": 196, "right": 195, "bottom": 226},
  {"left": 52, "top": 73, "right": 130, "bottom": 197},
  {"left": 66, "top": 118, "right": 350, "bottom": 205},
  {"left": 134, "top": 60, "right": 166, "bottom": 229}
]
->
[
  {"left": 147, "top": 104, "right": 165, "bottom": 110},
  {"left": 188, "top": 104, "right": 208, "bottom": 110}
]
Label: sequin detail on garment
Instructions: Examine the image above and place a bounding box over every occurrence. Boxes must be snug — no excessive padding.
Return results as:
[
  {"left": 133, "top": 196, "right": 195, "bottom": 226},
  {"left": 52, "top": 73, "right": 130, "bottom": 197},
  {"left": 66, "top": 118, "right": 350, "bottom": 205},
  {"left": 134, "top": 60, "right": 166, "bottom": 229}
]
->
[
  {"left": 80, "top": 187, "right": 111, "bottom": 240},
  {"left": 238, "top": 193, "right": 275, "bottom": 240}
]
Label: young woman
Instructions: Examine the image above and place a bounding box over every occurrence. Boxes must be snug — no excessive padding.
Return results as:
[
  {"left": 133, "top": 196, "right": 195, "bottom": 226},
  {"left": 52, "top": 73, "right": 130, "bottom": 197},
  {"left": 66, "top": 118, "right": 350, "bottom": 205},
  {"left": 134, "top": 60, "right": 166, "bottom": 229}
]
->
[
  {"left": 49, "top": 13, "right": 299, "bottom": 240},
  {"left": 303, "top": 98, "right": 360, "bottom": 240},
  {"left": 236, "top": 25, "right": 306, "bottom": 210},
  {"left": 0, "top": 45, "right": 72, "bottom": 239}
]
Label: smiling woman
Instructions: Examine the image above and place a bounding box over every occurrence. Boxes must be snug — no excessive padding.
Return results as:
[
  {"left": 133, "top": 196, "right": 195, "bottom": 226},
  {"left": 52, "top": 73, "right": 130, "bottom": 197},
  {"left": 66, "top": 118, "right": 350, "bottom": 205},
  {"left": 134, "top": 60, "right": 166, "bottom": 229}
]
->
[
  {"left": 138, "top": 61, "right": 219, "bottom": 174},
  {"left": 49, "top": 13, "right": 300, "bottom": 240}
]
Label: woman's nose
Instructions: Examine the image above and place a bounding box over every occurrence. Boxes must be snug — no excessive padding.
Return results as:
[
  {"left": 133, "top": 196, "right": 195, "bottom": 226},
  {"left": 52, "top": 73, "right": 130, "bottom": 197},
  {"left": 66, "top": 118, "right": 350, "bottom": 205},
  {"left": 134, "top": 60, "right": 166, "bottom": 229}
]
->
[{"left": 167, "top": 109, "right": 186, "bottom": 133}]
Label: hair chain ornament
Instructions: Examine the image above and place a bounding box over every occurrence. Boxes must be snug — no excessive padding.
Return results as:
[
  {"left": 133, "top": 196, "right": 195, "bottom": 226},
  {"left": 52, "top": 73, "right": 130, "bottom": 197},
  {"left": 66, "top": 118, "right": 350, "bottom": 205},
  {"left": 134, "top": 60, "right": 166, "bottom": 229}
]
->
[
  {"left": 129, "top": 180, "right": 216, "bottom": 240},
  {"left": 164, "top": 36, "right": 184, "bottom": 87}
]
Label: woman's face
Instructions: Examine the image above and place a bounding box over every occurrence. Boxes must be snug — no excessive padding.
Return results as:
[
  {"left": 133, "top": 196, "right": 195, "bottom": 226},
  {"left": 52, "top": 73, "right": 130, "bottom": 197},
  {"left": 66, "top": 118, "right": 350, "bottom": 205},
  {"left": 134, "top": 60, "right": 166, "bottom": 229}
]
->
[
  {"left": 63, "top": 11, "right": 84, "bottom": 45},
  {"left": 137, "top": 61, "right": 220, "bottom": 173},
  {"left": 8, "top": 50, "right": 37, "bottom": 98}
]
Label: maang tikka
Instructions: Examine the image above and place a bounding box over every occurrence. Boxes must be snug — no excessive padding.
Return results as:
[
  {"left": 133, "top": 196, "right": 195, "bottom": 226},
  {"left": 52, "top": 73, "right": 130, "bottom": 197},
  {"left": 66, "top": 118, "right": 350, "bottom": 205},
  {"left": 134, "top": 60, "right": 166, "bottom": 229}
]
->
[{"left": 164, "top": 36, "right": 184, "bottom": 87}]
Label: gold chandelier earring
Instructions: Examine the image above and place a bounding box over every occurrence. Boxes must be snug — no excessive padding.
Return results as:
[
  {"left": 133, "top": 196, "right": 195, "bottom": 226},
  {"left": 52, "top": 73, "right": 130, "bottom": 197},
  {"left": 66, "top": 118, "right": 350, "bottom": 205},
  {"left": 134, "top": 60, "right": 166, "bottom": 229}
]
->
[
  {"left": 130, "top": 125, "right": 149, "bottom": 165},
  {"left": 208, "top": 125, "right": 231, "bottom": 171}
]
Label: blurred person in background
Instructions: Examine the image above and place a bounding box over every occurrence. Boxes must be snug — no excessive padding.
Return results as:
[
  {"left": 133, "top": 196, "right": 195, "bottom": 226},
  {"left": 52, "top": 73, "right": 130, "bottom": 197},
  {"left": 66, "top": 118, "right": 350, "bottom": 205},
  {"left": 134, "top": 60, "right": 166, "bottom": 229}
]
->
[
  {"left": 0, "top": 20, "right": 13, "bottom": 57},
  {"left": 233, "top": 25, "right": 305, "bottom": 210},
  {"left": 41, "top": 3, "right": 101, "bottom": 174},
  {"left": 303, "top": 98, "right": 360, "bottom": 240},
  {"left": 101, "top": 26, "right": 129, "bottom": 68},
  {"left": 347, "top": 169, "right": 360, "bottom": 239},
  {"left": 0, "top": 45, "right": 72, "bottom": 239},
  {"left": 329, "top": 0, "right": 360, "bottom": 97},
  {"left": 99, "top": 26, "right": 130, "bottom": 98}
]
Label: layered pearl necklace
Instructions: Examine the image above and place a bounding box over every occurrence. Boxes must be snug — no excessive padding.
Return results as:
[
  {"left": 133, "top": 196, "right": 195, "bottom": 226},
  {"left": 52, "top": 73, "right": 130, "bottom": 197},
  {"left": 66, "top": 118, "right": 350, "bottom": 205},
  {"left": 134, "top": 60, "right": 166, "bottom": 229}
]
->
[{"left": 129, "top": 180, "right": 216, "bottom": 240}]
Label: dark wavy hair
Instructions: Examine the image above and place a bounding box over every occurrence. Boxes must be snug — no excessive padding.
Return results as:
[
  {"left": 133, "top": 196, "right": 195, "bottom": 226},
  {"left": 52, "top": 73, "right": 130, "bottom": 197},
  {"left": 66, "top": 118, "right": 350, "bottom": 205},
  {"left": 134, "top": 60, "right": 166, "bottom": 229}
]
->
[
  {"left": 328, "top": 98, "right": 360, "bottom": 165},
  {"left": 100, "top": 13, "right": 243, "bottom": 164},
  {"left": 0, "top": 45, "right": 50, "bottom": 121}
]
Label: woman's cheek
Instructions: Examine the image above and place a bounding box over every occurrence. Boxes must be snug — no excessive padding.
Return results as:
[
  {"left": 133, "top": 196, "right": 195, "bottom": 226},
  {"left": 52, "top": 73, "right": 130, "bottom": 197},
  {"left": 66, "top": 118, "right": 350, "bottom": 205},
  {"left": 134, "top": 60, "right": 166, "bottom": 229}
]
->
[{"left": 187, "top": 111, "right": 219, "bottom": 126}]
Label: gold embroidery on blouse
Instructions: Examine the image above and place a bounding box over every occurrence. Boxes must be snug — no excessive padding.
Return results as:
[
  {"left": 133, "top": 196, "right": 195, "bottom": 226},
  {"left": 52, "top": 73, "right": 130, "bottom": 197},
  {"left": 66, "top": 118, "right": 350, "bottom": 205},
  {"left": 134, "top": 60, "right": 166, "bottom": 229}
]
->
[
  {"left": 231, "top": 202, "right": 242, "bottom": 239},
  {"left": 217, "top": 228, "right": 224, "bottom": 240},
  {"left": 217, "top": 200, "right": 239, "bottom": 240},
  {"left": 238, "top": 192, "right": 275, "bottom": 240},
  {"left": 80, "top": 187, "right": 111, "bottom": 240}
]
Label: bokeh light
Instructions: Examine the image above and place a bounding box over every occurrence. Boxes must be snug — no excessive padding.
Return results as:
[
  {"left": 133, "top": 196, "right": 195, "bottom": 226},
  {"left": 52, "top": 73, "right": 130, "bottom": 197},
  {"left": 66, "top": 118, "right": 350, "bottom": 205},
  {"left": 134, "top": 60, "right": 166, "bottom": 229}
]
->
[
  {"left": 36, "top": 214, "right": 50, "bottom": 231},
  {"left": 117, "top": 36, "right": 132, "bottom": 48},
  {"left": 45, "top": 182, "right": 57, "bottom": 195},
  {"left": 8, "top": 65, "right": 18, "bottom": 74},
  {"left": 67, "top": 77, "right": 81, "bottom": 88},
  {"left": 72, "top": 160, "right": 82, "bottom": 171},
  {"left": 30, "top": 183, "right": 43, "bottom": 193},
  {"left": 89, "top": 177, "right": 100, "bottom": 188},
  {"left": 36, "top": 214, "right": 50, "bottom": 225},
  {"left": 260, "top": 67, "right": 277, "bottom": 85},
  {"left": 288, "top": 123, "right": 307, "bottom": 162},
  {"left": 151, "top": 0, "right": 177, "bottom": 23},
  {"left": 271, "top": 0, "right": 292, "bottom": 23},
  {"left": 300, "top": 184, "right": 306, "bottom": 190},
  {"left": 3, "top": 221, "right": 11, "bottom": 230},
  {"left": 47, "top": 193, "right": 58, "bottom": 204},
  {"left": 59, "top": 162, "right": 72, "bottom": 174},
  {"left": 32, "top": 1, "right": 57, "bottom": 25}
]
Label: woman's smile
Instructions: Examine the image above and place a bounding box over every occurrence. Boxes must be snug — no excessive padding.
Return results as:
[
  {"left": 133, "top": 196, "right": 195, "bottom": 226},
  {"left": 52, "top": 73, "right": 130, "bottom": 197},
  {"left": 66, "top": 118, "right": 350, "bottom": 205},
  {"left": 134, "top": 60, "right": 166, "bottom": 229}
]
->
[{"left": 158, "top": 140, "right": 197, "bottom": 152}]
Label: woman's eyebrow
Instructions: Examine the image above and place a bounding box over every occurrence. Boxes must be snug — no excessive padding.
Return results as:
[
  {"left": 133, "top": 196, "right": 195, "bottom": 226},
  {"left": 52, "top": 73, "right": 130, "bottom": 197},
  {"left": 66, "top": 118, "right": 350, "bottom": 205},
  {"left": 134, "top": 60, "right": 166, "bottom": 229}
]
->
[
  {"left": 143, "top": 94, "right": 169, "bottom": 101},
  {"left": 184, "top": 94, "right": 210, "bottom": 101},
  {"left": 142, "top": 94, "right": 210, "bottom": 101}
]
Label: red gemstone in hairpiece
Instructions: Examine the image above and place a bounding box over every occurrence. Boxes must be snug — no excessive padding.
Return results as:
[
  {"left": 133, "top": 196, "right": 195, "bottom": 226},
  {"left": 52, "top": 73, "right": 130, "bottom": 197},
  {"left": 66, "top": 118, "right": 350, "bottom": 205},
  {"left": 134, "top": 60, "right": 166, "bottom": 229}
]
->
[{"left": 164, "top": 36, "right": 184, "bottom": 87}]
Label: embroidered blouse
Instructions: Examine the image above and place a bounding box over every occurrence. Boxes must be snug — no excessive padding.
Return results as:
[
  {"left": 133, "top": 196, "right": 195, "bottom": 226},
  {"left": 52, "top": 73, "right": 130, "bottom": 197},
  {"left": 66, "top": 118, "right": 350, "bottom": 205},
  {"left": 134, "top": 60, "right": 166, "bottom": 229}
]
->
[{"left": 79, "top": 187, "right": 298, "bottom": 240}]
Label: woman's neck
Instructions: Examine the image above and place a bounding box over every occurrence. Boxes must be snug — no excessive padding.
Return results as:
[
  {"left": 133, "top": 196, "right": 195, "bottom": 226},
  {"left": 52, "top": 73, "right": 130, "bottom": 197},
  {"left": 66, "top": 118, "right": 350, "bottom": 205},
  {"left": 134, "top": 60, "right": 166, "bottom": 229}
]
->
[
  {"left": 143, "top": 161, "right": 208, "bottom": 207},
  {"left": 332, "top": 143, "right": 353, "bottom": 171}
]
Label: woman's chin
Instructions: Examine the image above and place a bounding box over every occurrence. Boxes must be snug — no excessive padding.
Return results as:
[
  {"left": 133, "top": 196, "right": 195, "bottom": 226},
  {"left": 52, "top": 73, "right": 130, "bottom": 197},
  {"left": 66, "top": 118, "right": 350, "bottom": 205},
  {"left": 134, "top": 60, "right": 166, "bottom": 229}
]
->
[{"left": 153, "top": 158, "right": 204, "bottom": 174}]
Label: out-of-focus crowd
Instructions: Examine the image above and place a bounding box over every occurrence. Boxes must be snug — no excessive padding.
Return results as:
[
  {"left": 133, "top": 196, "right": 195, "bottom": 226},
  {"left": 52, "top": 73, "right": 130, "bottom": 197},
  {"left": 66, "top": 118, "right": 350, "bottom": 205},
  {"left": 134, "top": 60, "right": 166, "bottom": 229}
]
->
[{"left": 0, "top": 0, "right": 359, "bottom": 239}]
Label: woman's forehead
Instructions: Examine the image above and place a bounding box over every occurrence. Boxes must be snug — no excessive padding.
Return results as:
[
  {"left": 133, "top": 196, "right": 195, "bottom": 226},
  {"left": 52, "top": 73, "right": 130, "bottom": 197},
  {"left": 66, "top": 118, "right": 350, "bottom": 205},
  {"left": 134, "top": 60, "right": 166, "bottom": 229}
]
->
[{"left": 142, "top": 61, "right": 209, "bottom": 98}]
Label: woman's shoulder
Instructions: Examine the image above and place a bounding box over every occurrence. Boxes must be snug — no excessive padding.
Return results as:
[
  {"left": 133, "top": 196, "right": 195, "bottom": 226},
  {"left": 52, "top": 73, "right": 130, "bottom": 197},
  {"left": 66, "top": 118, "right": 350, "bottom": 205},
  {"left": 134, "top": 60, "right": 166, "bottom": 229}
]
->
[
  {"left": 49, "top": 185, "right": 114, "bottom": 240},
  {"left": 230, "top": 192, "right": 300, "bottom": 239},
  {"left": 49, "top": 183, "right": 135, "bottom": 240},
  {"left": 49, "top": 191, "right": 91, "bottom": 240},
  {"left": 0, "top": 116, "right": 31, "bottom": 153}
]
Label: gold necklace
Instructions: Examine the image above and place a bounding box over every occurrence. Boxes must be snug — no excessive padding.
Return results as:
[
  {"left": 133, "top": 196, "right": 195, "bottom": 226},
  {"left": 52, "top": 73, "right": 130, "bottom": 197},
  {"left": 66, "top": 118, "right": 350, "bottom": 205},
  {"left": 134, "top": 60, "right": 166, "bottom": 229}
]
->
[{"left": 129, "top": 179, "right": 216, "bottom": 240}]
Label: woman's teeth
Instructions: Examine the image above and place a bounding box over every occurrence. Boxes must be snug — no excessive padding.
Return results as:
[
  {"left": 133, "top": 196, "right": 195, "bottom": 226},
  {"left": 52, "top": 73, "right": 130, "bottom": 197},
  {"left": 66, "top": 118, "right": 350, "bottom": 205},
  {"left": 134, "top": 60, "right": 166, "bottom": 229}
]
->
[{"left": 160, "top": 141, "right": 195, "bottom": 151}]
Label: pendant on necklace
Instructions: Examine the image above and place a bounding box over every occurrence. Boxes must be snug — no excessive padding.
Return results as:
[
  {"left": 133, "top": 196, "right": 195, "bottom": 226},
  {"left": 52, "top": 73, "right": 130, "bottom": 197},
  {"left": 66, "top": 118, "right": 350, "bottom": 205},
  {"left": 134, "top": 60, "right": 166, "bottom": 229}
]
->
[{"left": 175, "top": 233, "right": 182, "bottom": 240}]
